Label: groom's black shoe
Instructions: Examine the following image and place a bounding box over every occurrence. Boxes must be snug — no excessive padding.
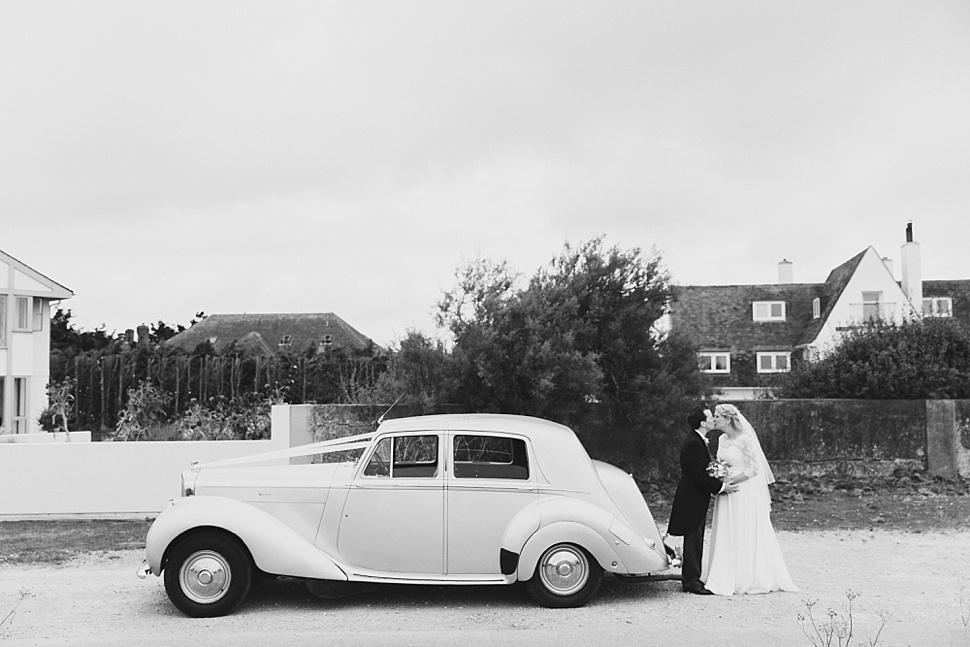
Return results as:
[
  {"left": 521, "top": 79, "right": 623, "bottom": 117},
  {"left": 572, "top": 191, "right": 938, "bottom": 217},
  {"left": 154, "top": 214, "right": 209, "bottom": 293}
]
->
[{"left": 683, "top": 583, "right": 714, "bottom": 595}]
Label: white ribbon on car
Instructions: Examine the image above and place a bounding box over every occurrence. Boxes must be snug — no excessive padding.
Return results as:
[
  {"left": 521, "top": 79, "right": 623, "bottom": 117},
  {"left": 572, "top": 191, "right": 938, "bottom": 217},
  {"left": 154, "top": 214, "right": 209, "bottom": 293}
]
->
[{"left": 194, "top": 431, "right": 378, "bottom": 469}]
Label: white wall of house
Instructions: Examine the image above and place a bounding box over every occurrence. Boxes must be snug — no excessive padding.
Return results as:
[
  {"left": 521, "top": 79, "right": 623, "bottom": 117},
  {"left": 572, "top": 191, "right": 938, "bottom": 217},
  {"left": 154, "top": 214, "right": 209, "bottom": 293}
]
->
[
  {"left": 812, "top": 247, "right": 919, "bottom": 356},
  {"left": 1, "top": 252, "right": 72, "bottom": 435},
  {"left": 7, "top": 299, "right": 54, "bottom": 434},
  {"left": 0, "top": 406, "right": 296, "bottom": 518}
]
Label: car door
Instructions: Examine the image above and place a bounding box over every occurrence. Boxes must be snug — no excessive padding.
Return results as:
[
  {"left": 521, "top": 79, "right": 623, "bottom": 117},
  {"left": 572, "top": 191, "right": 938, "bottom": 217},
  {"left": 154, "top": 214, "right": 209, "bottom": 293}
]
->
[
  {"left": 446, "top": 432, "right": 538, "bottom": 575},
  {"left": 336, "top": 433, "right": 445, "bottom": 574}
]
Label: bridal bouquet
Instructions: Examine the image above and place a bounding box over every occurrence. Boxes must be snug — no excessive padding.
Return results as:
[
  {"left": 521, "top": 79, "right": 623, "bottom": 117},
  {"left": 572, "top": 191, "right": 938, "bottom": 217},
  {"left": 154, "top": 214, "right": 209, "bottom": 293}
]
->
[{"left": 706, "top": 458, "right": 729, "bottom": 479}]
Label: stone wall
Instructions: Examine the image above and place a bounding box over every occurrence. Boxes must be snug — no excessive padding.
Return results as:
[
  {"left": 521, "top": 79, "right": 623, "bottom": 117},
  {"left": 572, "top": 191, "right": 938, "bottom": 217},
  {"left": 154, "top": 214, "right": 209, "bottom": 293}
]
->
[
  {"left": 295, "top": 400, "right": 970, "bottom": 480},
  {"left": 727, "top": 399, "right": 969, "bottom": 479}
]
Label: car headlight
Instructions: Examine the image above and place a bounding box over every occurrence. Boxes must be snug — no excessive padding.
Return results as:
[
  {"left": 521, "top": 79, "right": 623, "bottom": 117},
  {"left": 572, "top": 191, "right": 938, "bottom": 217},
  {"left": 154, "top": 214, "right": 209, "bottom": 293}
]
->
[{"left": 181, "top": 467, "right": 200, "bottom": 497}]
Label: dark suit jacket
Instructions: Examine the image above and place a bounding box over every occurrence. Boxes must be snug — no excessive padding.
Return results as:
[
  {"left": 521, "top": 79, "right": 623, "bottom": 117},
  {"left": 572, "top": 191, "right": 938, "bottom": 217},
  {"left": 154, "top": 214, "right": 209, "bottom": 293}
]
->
[{"left": 666, "top": 430, "right": 724, "bottom": 536}]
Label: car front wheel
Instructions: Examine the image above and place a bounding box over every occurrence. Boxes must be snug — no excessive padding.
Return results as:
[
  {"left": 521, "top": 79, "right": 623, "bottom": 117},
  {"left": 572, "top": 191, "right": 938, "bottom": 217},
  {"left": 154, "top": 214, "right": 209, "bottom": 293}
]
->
[
  {"left": 163, "top": 530, "right": 253, "bottom": 618},
  {"left": 524, "top": 542, "right": 602, "bottom": 608}
]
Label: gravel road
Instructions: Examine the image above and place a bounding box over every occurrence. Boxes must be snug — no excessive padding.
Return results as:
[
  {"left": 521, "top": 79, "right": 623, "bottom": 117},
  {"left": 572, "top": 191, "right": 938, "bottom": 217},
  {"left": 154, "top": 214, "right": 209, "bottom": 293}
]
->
[{"left": 2, "top": 530, "right": 968, "bottom": 647}]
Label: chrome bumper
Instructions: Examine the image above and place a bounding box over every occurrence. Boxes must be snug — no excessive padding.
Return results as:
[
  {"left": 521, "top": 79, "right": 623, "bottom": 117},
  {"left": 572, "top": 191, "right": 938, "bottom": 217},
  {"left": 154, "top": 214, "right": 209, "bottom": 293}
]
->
[{"left": 136, "top": 560, "right": 152, "bottom": 579}]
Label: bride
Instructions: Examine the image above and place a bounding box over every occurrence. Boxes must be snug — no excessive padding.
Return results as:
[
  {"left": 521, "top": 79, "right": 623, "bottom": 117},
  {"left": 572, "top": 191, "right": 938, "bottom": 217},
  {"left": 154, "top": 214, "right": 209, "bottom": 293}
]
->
[{"left": 705, "top": 404, "right": 798, "bottom": 596}]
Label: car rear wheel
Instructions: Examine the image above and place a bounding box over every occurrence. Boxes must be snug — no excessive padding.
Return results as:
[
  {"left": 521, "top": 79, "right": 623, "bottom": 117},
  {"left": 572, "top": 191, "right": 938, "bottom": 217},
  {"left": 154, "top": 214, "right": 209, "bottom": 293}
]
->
[
  {"left": 524, "top": 543, "right": 602, "bottom": 608},
  {"left": 163, "top": 531, "right": 253, "bottom": 617}
]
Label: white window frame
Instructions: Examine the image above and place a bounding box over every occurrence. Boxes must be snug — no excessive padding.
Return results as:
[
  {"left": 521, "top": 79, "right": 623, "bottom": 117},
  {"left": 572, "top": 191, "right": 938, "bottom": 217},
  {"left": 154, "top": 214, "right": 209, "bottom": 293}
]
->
[
  {"left": 756, "top": 351, "right": 791, "bottom": 374},
  {"left": 752, "top": 301, "right": 786, "bottom": 322},
  {"left": 861, "top": 291, "right": 882, "bottom": 321},
  {"left": 812, "top": 297, "right": 821, "bottom": 319},
  {"left": 32, "top": 298, "right": 44, "bottom": 331},
  {"left": 0, "top": 295, "right": 6, "bottom": 347},
  {"left": 698, "top": 352, "right": 731, "bottom": 374},
  {"left": 13, "top": 377, "right": 28, "bottom": 434},
  {"left": 922, "top": 297, "right": 953, "bottom": 318},
  {"left": 15, "top": 296, "right": 30, "bottom": 331}
]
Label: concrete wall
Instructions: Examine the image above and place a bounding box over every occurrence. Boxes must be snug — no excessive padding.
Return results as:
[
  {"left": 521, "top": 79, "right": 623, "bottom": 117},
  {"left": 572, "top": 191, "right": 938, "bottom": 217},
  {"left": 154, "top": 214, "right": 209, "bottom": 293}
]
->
[
  {"left": 1, "top": 400, "right": 967, "bottom": 519},
  {"left": 726, "top": 399, "right": 969, "bottom": 479},
  {"left": 0, "top": 407, "right": 292, "bottom": 519}
]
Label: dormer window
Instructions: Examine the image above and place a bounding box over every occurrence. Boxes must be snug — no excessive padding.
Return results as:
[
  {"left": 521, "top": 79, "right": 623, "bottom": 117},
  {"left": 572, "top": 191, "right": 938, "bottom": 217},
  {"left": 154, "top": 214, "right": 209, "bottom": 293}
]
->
[
  {"left": 322, "top": 334, "right": 333, "bottom": 346},
  {"left": 812, "top": 297, "right": 821, "bottom": 319},
  {"left": 752, "top": 301, "right": 786, "bottom": 322},
  {"left": 923, "top": 297, "right": 952, "bottom": 318},
  {"left": 279, "top": 334, "right": 293, "bottom": 347}
]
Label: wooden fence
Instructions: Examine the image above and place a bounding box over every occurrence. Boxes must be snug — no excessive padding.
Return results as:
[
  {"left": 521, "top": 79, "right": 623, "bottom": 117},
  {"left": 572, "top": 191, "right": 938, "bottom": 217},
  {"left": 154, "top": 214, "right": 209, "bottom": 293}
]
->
[{"left": 50, "top": 350, "right": 387, "bottom": 433}]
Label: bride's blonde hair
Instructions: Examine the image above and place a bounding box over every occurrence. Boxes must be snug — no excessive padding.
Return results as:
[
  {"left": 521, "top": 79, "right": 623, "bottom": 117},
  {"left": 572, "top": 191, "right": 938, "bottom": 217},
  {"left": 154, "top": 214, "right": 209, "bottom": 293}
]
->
[{"left": 714, "top": 404, "right": 743, "bottom": 431}]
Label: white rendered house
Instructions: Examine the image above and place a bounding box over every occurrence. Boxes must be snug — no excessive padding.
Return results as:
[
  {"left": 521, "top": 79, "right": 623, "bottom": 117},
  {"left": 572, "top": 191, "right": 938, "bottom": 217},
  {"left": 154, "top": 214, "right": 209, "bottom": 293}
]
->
[
  {"left": 0, "top": 250, "right": 73, "bottom": 434},
  {"left": 669, "top": 224, "right": 969, "bottom": 398}
]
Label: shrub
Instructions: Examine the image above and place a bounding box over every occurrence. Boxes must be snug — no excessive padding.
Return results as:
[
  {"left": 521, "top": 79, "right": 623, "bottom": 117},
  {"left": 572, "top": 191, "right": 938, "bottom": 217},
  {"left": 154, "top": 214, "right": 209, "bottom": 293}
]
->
[
  {"left": 176, "top": 392, "right": 282, "bottom": 441},
  {"left": 114, "top": 381, "right": 172, "bottom": 441},
  {"left": 39, "top": 377, "right": 76, "bottom": 435}
]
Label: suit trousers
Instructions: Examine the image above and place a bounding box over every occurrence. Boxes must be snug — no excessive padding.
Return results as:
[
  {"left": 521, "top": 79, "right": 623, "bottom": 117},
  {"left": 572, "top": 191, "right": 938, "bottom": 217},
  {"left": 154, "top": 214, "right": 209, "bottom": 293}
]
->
[{"left": 682, "top": 520, "right": 706, "bottom": 588}]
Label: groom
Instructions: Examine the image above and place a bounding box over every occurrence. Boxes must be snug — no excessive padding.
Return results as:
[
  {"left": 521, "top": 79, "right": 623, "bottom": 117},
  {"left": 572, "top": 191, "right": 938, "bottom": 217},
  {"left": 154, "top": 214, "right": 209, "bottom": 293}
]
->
[{"left": 667, "top": 405, "right": 736, "bottom": 595}]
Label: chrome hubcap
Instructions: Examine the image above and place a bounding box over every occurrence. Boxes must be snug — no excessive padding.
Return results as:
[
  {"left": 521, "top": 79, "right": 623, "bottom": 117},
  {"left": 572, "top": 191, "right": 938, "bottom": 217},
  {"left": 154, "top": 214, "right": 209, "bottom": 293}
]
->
[
  {"left": 539, "top": 545, "right": 588, "bottom": 596},
  {"left": 179, "top": 550, "right": 231, "bottom": 604}
]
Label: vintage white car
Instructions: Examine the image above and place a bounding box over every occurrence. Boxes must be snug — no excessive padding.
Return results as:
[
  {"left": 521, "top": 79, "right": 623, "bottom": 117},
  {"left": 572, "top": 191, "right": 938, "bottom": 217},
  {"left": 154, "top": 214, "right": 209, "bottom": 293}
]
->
[{"left": 138, "top": 413, "right": 675, "bottom": 617}]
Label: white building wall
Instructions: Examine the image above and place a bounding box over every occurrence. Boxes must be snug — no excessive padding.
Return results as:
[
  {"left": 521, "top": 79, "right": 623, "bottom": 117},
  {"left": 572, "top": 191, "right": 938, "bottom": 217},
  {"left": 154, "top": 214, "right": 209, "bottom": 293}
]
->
[
  {"left": 813, "top": 247, "right": 919, "bottom": 356},
  {"left": 1, "top": 251, "right": 71, "bottom": 435},
  {"left": 0, "top": 405, "right": 296, "bottom": 518},
  {"left": 6, "top": 304, "right": 50, "bottom": 434},
  {"left": 28, "top": 299, "right": 54, "bottom": 432}
]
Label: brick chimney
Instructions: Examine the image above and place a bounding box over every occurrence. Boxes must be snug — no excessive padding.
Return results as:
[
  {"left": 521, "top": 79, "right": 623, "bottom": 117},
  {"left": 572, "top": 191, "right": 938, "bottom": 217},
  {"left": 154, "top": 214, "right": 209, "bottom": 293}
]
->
[
  {"left": 778, "top": 259, "right": 793, "bottom": 284},
  {"left": 137, "top": 324, "right": 151, "bottom": 349},
  {"left": 900, "top": 222, "right": 922, "bottom": 311}
]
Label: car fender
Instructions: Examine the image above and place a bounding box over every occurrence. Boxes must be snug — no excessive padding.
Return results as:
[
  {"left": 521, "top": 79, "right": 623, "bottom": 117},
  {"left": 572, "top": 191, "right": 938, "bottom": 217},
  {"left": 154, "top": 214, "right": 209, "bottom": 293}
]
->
[
  {"left": 500, "top": 500, "right": 543, "bottom": 554},
  {"left": 502, "top": 496, "right": 616, "bottom": 557},
  {"left": 146, "top": 496, "right": 347, "bottom": 582},
  {"left": 516, "top": 520, "right": 623, "bottom": 582}
]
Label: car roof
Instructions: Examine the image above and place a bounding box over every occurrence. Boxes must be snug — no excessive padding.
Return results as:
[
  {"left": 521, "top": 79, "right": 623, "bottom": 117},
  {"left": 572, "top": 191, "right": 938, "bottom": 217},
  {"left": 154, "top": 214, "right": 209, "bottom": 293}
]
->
[
  {"left": 377, "top": 413, "right": 572, "bottom": 439},
  {"left": 376, "top": 414, "right": 600, "bottom": 490}
]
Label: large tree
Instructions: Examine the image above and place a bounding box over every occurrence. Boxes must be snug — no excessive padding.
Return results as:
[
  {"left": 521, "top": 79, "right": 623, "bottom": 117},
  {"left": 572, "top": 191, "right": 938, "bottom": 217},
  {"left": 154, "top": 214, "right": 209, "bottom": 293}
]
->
[
  {"left": 775, "top": 317, "right": 970, "bottom": 399},
  {"left": 359, "top": 330, "right": 455, "bottom": 408},
  {"left": 437, "top": 237, "right": 709, "bottom": 467},
  {"left": 50, "top": 308, "right": 114, "bottom": 354}
]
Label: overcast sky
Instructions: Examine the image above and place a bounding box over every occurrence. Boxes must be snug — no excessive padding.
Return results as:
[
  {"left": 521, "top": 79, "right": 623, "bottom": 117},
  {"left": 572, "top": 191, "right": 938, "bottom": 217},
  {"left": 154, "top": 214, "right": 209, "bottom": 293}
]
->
[{"left": 2, "top": 1, "right": 968, "bottom": 346}]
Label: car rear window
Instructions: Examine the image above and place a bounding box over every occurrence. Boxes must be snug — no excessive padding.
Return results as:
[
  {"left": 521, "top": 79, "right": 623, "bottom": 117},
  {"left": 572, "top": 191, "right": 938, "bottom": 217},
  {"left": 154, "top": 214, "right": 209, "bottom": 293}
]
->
[{"left": 453, "top": 435, "right": 529, "bottom": 480}]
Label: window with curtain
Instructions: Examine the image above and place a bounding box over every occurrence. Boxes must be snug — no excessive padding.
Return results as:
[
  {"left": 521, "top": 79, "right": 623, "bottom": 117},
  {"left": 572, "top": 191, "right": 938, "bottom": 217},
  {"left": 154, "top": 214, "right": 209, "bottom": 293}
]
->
[
  {"left": 16, "top": 296, "right": 30, "bottom": 330},
  {"left": 32, "top": 298, "right": 43, "bottom": 330}
]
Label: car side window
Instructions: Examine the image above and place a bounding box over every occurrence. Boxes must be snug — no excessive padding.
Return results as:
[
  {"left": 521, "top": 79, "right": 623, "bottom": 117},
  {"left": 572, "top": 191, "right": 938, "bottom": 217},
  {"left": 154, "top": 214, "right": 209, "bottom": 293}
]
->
[
  {"left": 453, "top": 435, "right": 529, "bottom": 480},
  {"left": 363, "top": 435, "right": 439, "bottom": 478}
]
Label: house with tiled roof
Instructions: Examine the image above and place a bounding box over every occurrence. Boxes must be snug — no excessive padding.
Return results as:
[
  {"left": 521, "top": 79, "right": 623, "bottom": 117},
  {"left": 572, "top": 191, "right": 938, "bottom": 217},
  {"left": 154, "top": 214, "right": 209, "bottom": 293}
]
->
[
  {"left": 165, "top": 313, "right": 379, "bottom": 356},
  {"left": 669, "top": 224, "right": 970, "bottom": 399},
  {"left": 1, "top": 249, "right": 73, "bottom": 434}
]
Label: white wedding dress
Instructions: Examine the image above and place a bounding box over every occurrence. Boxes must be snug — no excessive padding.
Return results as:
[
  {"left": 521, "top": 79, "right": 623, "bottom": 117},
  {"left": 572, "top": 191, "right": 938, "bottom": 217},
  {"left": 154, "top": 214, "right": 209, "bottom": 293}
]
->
[{"left": 705, "top": 433, "right": 798, "bottom": 596}]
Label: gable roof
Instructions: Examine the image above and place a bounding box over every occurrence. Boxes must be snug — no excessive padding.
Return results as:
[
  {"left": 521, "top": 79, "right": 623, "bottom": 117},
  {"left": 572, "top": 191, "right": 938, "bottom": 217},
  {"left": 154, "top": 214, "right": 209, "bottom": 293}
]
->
[
  {"left": 165, "top": 313, "right": 378, "bottom": 355},
  {"left": 923, "top": 280, "right": 970, "bottom": 322},
  {"left": 0, "top": 249, "right": 73, "bottom": 300},
  {"left": 669, "top": 281, "right": 826, "bottom": 351},
  {"left": 795, "top": 248, "right": 867, "bottom": 345},
  {"left": 672, "top": 245, "right": 970, "bottom": 356},
  {"left": 670, "top": 247, "right": 894, "bottom": 351}
]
